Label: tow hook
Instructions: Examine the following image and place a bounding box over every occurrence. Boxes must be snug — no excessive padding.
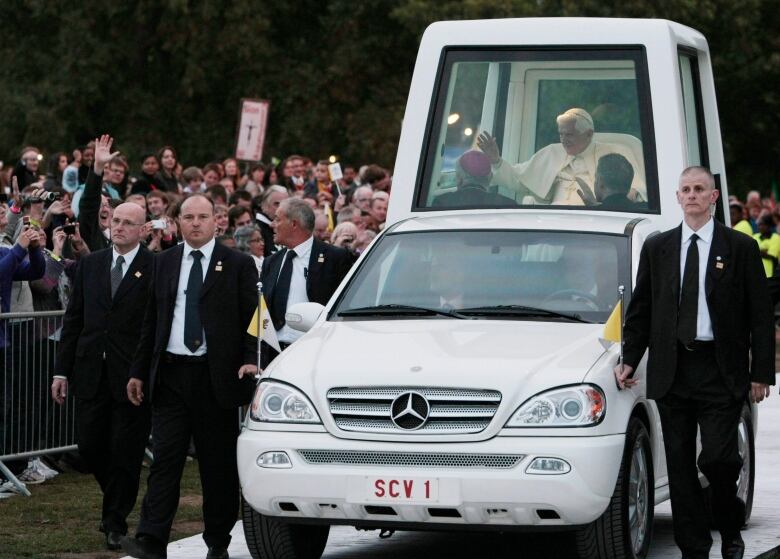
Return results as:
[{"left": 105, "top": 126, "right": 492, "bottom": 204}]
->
[{"left": 379, "top": 529, "right": 395, "bottom": 539}]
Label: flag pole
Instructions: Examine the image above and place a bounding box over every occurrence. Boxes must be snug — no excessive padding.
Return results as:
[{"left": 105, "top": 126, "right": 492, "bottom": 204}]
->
[
  {"left": 618, "top": 284, "right": 625, "bottom": 367},
  {"left": 257, "top": 281, "right": 264, "bottom": 375}
]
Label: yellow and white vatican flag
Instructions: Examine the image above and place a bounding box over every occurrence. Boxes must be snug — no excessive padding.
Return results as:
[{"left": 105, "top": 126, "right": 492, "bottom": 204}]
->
[
  {"left": 324, "top": 202, "right": 335, "bottom": 232},
  {"left": 599, "top": 299, "right": 622, "bottom": 351},
  {"left": 247, "top": 293, "right": 282, "bottom": 353}
]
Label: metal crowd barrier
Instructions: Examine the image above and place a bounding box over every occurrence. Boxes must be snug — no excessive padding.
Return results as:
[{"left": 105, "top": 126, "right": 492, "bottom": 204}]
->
[{"left": 1, "top": 310, "right": 75, "bottom": 496}]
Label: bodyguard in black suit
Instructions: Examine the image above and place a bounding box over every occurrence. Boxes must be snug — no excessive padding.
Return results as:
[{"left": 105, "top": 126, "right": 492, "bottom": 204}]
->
[
  {"left": 121, "top": 194, "right": 259, "bottom": 559},
  {"left": 52, "top": 201, "right": 152, "bottom": 550},
  {"left": 618, "top": 167, "right": 775, "bottom": 559},
  {"left": 260, "top": 198, "right": 355, "bottom": 366}
]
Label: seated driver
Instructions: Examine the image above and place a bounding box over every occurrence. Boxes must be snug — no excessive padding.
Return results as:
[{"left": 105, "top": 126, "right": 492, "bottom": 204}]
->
[
  {"left": 476, "top": 107, "right": 646, "bottom": 205},
  {"left": 433, "top": 150, "right": 517, "bottom": 208}
]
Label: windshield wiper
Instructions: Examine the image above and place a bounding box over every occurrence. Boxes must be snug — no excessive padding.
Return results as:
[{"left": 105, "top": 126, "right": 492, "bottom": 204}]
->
[
  {"left": 338, "top": 304, "right": 466, "bottom": 319},
  {"left": 455, "top": 305, "right": 592, "bottom": 323}
]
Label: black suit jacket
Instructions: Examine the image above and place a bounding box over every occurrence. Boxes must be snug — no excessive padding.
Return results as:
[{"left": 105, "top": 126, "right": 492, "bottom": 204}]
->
[
  {"left": 255, "top": 214, "right": 276, "bottom": 257},
  {"left": 129, "top": 242, "right": 259, "bottom": 409},
  {"left": 78, "top": 169, "right": 111, "bottom": 252},
  {"left": 260, "top": 238, "right": 355, "bottom": 328},
  {"left": 623, "top": 220, "right": 775, "bottom": 400},
  {"left": 57, "top": 246, "right": 154, "bottom": 401}
]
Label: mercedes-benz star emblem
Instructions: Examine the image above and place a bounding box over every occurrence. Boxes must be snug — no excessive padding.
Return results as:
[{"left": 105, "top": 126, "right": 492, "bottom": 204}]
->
[{"left": 390, "top": 392, "right": 430, "bottom": 430}]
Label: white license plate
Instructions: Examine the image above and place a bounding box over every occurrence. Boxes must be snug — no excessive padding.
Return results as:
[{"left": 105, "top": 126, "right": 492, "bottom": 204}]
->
[{"left": 365, "top": 477, "right": 439, "bottom": 503}]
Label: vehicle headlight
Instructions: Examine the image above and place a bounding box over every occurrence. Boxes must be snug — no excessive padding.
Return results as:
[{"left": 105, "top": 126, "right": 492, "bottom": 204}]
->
[
  {"left": 249, "top": 381, "right": 321, "bottom": 423},
  {"left": 505, "top": 385, "right": 605, "bottom": 427}
]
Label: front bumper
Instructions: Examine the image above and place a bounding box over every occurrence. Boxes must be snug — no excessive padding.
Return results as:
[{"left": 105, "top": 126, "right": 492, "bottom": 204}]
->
[{"left": 237, "top": 429, "right": 625, "bottom": 527}]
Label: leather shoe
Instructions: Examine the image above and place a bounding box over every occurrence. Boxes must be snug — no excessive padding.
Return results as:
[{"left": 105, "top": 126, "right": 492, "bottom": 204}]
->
[
  {"left": 206, "top": 547, "right": 229, "bottom": 559},
  {"left": 120, "top": 534, "right": 167, "bottom": 559},
  {"left": 105, "top": 531, "right": 123, "bottom": 551},
  {"left": 721, "top": 533, "right": 745, "bottom": 559}
]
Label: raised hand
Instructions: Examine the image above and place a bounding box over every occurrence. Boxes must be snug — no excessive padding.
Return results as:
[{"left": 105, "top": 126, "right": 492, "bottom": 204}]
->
[
  {"left": 576, "top": 177, "right": 599, "bottom": 206},
  {"left": 52, "top": 226, "right": 67, "bottom": 257},
  {"left": 93, "top": 134, "right": 120, "bottom": 175},
  {"left": 16, "top": 225, "right": 38, "bottom": 249},
  {"left": 9, "top": 176, "right": 23, "bottom": 207},
  {"left": 476, "top": 131, "right": 501, "bottom": 165}
]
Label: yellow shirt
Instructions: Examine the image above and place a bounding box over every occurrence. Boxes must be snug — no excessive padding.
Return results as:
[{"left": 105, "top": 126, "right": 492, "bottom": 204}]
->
[
  {"left": 733, "top": 220, "right": 754, "bottom": 237},
  {"left": 752, "top": 232, "right": 780, "bottom": 277}
]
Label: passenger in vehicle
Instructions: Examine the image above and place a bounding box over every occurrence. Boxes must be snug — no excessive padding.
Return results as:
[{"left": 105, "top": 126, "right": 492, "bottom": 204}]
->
[
  {"left": 476, "top": 108, "right": 646, "bottom": 205},
  {"left": 577, "top": 153, "right": 645, "bottom": 211},
  {"left": 546, "top": 243, "right": 614, "bottom": 311},
  {"left": 432, "top": 150, "right": 517, "bottom": 208},
  {"left": 429, "top": 253, "right": 469, "bottom": 310}
]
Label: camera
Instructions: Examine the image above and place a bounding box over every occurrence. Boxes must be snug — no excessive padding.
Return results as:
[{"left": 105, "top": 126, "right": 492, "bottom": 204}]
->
[
  {"left": 63, "top": 223, "right": 76, "bottom": 235},
  {"left": 30, "top": 192, "right": 61, "bottom": 202},
  {"left": 151, "top": 219, "right": 167, "bottom": 230}
]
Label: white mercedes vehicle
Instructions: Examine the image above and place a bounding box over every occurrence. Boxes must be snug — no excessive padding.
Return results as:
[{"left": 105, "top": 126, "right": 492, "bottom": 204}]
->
[{"left": 238, "top": 18, "right": 757, "bottom": 559}]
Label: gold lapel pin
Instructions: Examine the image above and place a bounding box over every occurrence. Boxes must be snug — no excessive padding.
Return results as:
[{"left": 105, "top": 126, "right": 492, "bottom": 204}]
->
[
  {"left": 715, "top": 256, "right": 724, "bottom": 269},
  {"left": 317, "top": 253, "right": 325, "bottom": 263},
  {"left": 215, "top": 260, "right": 223, "bottom": 272},
  {"left": 134, "top": 271, "right": 142, "bottom": 278}
]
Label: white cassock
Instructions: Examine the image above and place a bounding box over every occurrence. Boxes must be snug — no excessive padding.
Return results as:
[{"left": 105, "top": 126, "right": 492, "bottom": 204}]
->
[{"left": 491, "top": 140, "right": 646, "bottom": 205}]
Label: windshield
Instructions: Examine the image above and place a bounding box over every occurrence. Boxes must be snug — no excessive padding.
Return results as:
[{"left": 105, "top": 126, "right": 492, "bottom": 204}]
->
[
  {"left": 416, "top": 48, "right": 657, "bottom": 213},
  {"left": 333, "top": 230, "right": 630, "bottom": 323}
]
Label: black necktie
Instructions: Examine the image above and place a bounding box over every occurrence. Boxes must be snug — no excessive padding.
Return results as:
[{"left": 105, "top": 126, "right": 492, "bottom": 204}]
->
[
  {"left": 678, "top": 233, "right": 699, "bottom": 344},
  {"left": 272, "top": 250, "right": 296, "bottom": 330},
  {"left": 184, "top": 250, "right": 204, "bottom": 352},
  {"left": 110, "top": 255, "right": 124, "bottom": 298}
]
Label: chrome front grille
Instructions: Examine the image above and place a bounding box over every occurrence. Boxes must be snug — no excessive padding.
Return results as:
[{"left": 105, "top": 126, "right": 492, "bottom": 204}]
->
[
  {"left": 327, "top": 387, "right": 501, "bottom": 434},
  {"left": 297, "top": 450, "right": 523, "bottom": 469}
]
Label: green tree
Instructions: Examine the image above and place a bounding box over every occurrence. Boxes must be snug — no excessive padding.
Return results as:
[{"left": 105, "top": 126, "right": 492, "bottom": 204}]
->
[{"left": 0, "top": 0, "right": 777, "bottom": 195}]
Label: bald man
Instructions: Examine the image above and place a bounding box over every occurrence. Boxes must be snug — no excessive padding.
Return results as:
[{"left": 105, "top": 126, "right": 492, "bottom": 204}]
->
[{"left": 53, "top": 202, "right": 154, "bottom": 551}]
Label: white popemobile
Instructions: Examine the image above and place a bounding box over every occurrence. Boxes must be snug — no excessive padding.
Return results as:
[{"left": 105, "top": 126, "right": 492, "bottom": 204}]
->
[{"left": 237, "top": 18, "right": 757, "bottom": 559}]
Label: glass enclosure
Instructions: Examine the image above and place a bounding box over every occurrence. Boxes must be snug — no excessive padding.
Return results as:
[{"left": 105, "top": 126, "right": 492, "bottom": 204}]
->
[
  {"left": 416, "top": 48, "right": 657, "bottom": 213},
  {"left": 333, "top": 230, "right": 630, "bottom": 324}
]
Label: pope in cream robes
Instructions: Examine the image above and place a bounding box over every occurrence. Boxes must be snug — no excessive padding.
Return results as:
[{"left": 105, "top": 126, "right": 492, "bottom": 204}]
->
[{"left": 477, "top": 107, "right": 646, "bottom": 205}]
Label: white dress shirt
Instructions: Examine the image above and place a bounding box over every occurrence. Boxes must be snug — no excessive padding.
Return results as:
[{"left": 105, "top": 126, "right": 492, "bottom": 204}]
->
[
  {"left": 277, "top": 236, "right": 313, "bottom": 344},
  {"left": 166, "top": 238, "right": 216, "bottom": 356},
  {"left": 112, "top": 244, "right": 140, "bottom": 279},
  {"left": 680, "top": 218, "right": 714, "bottom": 341},
  {"left": 251, "top": 254, "right": 263, "bottom": 275}
]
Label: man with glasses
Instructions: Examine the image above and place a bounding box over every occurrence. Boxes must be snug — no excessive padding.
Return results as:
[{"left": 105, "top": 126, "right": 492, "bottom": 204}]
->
[
  {"left": 477, "top": 107, "right": 646, "bottom": 205},
  {"left": 52, "top": 200, "right": 153, "bottom": 551},
  {"left": 351, "top": 185, "right": 373, "bottom": 213}
]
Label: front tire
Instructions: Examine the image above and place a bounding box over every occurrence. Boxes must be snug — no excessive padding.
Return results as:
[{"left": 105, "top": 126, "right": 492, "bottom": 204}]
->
[
  {"left": 736, "top": 404, "right": 755, "bottom": 525},
  {"left": 242, "top": 498, "right": 330, "bottom": 559},
  {"left": 574, "top": 416, "right": 654, "bottom": 559}
]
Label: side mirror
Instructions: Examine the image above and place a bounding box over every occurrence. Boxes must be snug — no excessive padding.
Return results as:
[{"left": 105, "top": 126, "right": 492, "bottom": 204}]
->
[{"left": 285, "top": 302, "right": 325, "bottom": 333}]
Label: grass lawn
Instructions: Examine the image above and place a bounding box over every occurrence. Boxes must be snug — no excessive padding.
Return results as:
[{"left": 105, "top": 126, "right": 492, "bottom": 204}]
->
[{"left": 0, "top": 460, "right": 206, "bottom": 559}]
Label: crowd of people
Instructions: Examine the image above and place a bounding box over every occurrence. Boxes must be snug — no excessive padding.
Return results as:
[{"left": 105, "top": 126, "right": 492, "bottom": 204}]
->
[
  {"left": 728, "top": 191, "right": 780, "bottom": 280},
  {"left": 0, "top": 139, "right": 392, "bottom": 313},
  {"left": 0, "top": 137, "right": 393, "bottom": 499}
]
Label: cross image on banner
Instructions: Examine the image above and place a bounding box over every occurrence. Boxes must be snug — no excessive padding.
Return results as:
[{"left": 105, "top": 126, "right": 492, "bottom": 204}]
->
[{"left": 235, "top": 98, "right": 270, "bottom": 162}]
